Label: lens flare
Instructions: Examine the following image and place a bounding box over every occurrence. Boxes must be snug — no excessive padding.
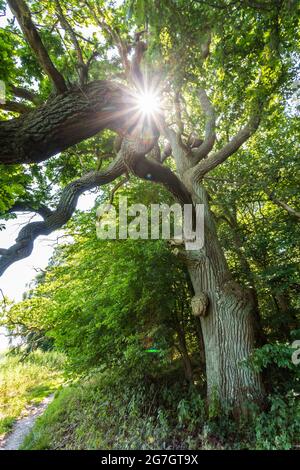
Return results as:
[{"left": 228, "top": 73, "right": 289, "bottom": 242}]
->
[{"left": 137, "top": 91, "right": 160, "bottom": 115}]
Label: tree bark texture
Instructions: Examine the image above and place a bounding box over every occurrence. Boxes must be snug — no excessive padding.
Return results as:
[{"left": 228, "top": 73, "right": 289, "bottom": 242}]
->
[
  {"left": 0, "top": 80, "right": 142, "bottom": 165},
  {"left": 186, "top": 184, "right": 265, "bottom": 414}
]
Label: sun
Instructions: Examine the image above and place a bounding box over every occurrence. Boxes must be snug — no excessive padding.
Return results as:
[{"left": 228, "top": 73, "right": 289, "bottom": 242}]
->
[{"left": 137, "top": 91, "right": 160, "bottom": 116}]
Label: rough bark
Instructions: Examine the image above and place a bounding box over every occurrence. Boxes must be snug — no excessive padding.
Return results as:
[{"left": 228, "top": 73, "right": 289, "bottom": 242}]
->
[
  {"left": 0, "top": 101, "right": 33, "bottom": 114},
  {"left": 0, "top": 81, "right": 142, "bottom": 165},
  {"left": 160, "top": 86, "right": 267, "bottom": 414},
  {"left": 186, "top": 184, "right": 265, "bottom": 414},
  {"left": 216, "top": 208, "right": 266, "bottom": 346},
  {"left": 10, "top": 86, "right": 41, "bottom": 105},
  {"left": 120, "top": 138, "right": 193, "bottom": 206}
]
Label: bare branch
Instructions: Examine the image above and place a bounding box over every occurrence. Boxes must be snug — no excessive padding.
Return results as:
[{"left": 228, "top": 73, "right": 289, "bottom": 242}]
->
[{"left": 7, "top": 0, "right": 67, "bottom": 93}]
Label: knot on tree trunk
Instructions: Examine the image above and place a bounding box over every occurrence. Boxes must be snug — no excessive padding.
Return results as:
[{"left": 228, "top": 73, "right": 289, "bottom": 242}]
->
[{"left": 191, "top": 293, "right": 209, "bottom": 317}]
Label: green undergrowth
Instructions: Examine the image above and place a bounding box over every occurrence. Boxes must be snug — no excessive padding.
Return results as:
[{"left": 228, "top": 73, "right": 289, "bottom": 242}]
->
[
  {"left": 22, "top": 366, "right": 300, "bottom": 451},
  {"left": 0, "top": 350, "right": 65, "bottom": 437}
]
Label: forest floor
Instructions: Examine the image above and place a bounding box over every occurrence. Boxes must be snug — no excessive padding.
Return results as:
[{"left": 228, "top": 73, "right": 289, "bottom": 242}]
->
[{"left": 0, "top": 394, "right": 54, "bottom": 450}]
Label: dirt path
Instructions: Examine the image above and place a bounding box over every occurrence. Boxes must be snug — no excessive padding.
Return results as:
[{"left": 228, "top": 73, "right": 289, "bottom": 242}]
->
[{"left": 0, "top": 394, "right": 54, "bottom": 451}]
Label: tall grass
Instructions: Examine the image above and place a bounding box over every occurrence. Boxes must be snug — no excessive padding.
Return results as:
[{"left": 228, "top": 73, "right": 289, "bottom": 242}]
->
[{"left": 0, "top": 350, "right": 65, "bottom": 436}]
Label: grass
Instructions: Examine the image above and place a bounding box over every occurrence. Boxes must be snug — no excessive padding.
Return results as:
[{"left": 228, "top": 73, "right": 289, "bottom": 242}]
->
[
  {"left": 0, "top": 350, "right": 65, "bottom": 437},
  {"left": 21, "top": 367, "right": 300, "bottom": 451}
]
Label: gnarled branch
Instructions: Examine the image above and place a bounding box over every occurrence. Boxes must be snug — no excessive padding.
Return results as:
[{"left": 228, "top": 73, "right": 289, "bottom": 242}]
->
[
  {"left": 0, "top": 156, "right": 126, "bottom": 276},
  {"left": 121, "top": 138, "right": 193, "bottom": 206},
  {"left": 7, "top": 203, "right": 53, "bottom": 220}
]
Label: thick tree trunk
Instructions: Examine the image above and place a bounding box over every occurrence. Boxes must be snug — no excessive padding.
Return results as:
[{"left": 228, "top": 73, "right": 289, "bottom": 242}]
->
[{"left": 187, "top": 184, "right": 265, "bottom": 415}]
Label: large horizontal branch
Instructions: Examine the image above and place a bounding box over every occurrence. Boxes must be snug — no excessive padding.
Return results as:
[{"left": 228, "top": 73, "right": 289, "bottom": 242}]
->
[
  {"left": 0, "top": 80, "right": 145, "bottom": 165},
  {"left": 0, "top": 157, "right": 126, "bottom": 277},
  {"left": 7, "top": 0, "right": 67, "bottom": 93},
  {"left": 0, "top": 131, "right": 191, "bottom": 276},
  {"left": 191, "top": 112, "right": 262, "bottom": 182}
]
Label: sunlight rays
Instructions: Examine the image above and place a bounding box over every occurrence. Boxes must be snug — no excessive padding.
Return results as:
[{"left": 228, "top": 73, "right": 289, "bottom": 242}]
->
[{"left": 136, "top": 91, "right": 160, "bottom": 116}]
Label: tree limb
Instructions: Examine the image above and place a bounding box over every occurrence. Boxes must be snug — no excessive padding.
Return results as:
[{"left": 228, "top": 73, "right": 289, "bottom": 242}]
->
[
  {"left": 10, "top": 86, "right": 41, "bottom": 105},
  {"left": 267, "top": 192, "right": 300, "bottom": 220},
  {"left": 109, "top": 175, "right": 129, "bottom": 204},
  {"left": 120, "top": 138, "right": 193, "bottom": 206},
  {"left": 0, "top": 101, "right": 33, "bottom": 114},
  {"left": 55, "top": 0, "right": 87, "bottom": 85},
  {"left": 0, "top": 80, "right": 144, "bottom": 165},
  {"left": 7, "top": 0, "right": 67, "bottom": 93},
  {"left": 129, "top": 39, "right": 147, "bottom": 89},
  {"left": 191, "top": 112, "right": 262, "bottom": 182},
  {"left": 0, "top": 157, "right": 126, "bottom": 276},
  {"left": 191, "top": 88, "right": 216, "bottom": 162},
  {"left": 85, "top": 0, "right": 131, "bottom": 78},
  {"left": 7, "top": 203, "right": 53, "bottom": 220}
]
